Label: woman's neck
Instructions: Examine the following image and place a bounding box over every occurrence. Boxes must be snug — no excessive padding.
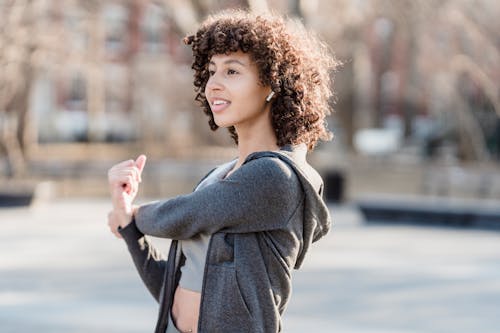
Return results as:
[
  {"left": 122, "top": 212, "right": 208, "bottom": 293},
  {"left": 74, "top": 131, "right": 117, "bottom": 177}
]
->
[
  {"left": 236, "top": 138, "right": 279, "bottom": 166},
  {"left": 233, "top": 118, "right": 279, "bottom": 169}
]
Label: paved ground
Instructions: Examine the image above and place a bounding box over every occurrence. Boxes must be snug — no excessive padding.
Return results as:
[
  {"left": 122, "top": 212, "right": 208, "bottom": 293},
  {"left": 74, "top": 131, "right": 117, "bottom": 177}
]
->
[{"left": 1, "top": 199, "right": 499, "bottom": 333}]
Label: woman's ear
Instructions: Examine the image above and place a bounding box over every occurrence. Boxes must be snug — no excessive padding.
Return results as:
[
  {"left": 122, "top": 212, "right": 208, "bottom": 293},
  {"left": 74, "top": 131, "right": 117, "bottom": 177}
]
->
[{"left": 265, "top": 91, "right": 275, "bottom": 102}]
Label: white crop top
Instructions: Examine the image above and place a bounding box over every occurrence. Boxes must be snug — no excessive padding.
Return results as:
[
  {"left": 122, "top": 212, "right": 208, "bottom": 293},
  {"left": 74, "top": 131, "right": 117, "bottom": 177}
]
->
[{"left": 178, "top": 160, "right": 236, "bottom": 292}]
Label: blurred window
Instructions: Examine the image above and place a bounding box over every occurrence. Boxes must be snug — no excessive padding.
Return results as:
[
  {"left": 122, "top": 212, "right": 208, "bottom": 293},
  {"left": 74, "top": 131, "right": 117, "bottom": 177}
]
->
[
  {"left": 104, "top": 64, "right": 128, "bottom": 113},
  {"left": 141, "top": 3, "right": 167, "bottom": 53},
  {"left": 67, "top": 74, "right": 87, "bottom": 111},
  {"left": 102, "top": 3, "right": 129, "bottom": 55},
  {"left": 64, "top": 4, "right": 87, "bottom": 51}
]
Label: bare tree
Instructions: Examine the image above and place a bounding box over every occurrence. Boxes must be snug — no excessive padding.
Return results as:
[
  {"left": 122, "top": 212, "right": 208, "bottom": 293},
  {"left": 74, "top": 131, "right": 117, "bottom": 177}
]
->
[
  {"left": 299, "top": 0, "right": 499, "bottom": 161},
  {"left": 0, "top": 0, "right": 35, "bottom": 177}
]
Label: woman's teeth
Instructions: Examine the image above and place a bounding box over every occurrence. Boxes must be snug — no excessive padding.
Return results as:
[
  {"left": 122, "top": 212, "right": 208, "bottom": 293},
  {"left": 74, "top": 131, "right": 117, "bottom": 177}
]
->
[{"left": 213, "top": 100, "right": 228, "bottom": 105}]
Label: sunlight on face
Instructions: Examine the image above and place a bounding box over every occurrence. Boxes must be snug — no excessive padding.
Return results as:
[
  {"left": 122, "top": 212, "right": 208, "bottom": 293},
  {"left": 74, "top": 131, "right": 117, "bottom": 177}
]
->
[{"left": 204, "top": 51, "right": 272, "bottom": 130}]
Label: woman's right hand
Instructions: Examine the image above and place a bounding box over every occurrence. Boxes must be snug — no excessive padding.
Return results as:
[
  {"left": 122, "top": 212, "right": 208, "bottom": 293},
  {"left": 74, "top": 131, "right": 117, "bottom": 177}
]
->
[
  {"left": 108, "top": 155, "right": 147, "bottom": 204},
  {"left": 107, "top": 155, "right": 147, "bottom": 225}
]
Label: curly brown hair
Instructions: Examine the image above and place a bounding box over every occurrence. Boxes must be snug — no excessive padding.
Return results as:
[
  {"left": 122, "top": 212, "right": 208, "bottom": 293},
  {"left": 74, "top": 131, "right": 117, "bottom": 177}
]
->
[{"left": 184, "top": 9, "right": 339, "bottom": 150}]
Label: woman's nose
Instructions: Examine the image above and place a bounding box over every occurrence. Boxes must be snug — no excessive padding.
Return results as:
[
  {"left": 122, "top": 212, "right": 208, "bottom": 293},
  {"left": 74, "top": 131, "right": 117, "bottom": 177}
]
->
[{"left": 206, "top": 74, "right": 223, "bottom": 91}]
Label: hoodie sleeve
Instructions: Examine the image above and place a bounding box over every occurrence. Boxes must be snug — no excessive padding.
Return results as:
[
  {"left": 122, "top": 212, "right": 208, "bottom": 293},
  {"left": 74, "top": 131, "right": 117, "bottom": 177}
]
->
[
  {"left": 134, "top": 157, "right": 303, "bottom": 240},
  {"left": 118, "top": 220, "right": 167, "bottom": 302}
]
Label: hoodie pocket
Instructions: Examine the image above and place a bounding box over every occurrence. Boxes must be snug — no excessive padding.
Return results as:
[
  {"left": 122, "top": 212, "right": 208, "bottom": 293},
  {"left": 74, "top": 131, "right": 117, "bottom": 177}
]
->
[{"left": 201, "top": 264, "right": 255, "bottom": 331}]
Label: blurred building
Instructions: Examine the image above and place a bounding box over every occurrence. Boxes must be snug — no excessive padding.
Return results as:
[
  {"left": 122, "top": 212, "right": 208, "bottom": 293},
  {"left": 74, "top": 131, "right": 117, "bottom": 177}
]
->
[
  {"left": 1, "top": 0, "right": 499, "bottom": 164},
  {"left": 27, "top": 1, "right": 195, "bottom": 147},
  {"left": 1, "top": 0, "right": 499, "bottom": 200},
  {"left": 306, "top": 0, "right": 499, "bottom": 161}
]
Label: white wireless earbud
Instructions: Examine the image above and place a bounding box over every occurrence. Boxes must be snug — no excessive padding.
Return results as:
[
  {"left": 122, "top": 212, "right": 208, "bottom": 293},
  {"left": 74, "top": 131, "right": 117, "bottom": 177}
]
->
[{"left": 265, "top": 91, "right": 275, "bottom": 102}]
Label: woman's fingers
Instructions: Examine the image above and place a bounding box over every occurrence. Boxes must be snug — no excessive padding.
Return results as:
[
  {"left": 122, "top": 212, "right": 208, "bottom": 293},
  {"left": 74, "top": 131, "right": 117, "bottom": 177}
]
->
[
  {"left": 108, "top": 158, "right": 144, "bottom": 186},
  {"left": 135, "top": 155, "right": 147, "bottom": 182},
  {"left": 113, "top": 159, "right": 135, "bottom": 169},
  {"left": 107, "top": 156, "right": 147, "bottom": 218},
  {"left": 109, "top": 168, "right": 141, "bottom": 186},
  {"left": 107, "top": 160, "right": 133, "bottom": 183},
  {"left": 108, "top": 169, "right": 141, "bottom": 204}
]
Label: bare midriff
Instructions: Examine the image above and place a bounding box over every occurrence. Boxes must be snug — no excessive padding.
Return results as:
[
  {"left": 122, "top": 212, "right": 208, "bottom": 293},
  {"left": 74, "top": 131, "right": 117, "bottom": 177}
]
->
[{"left": 171, "top": 286, "right": 201, "bottom": 333}]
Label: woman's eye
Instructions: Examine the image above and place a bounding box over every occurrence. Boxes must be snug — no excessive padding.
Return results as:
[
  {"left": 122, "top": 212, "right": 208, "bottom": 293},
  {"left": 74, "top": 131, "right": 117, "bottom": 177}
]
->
[
  {"left": 227, "top": 69, "right": 238, "bottom": 75},
  {"left": 208, "top": 70, "right": 215, "bottom": 76}
]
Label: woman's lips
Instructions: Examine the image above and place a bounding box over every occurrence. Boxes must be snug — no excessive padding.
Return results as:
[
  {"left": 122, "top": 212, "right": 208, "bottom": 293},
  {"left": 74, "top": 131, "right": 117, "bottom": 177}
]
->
[{"left": 211, "top": 99, "right": 231, "bottom": 113}]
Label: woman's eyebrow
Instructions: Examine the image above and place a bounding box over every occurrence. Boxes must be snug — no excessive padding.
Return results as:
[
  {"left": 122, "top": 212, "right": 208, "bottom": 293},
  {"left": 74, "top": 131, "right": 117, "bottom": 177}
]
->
[{"left": 209, "top": 59, "right": 247, "bottom": 67}]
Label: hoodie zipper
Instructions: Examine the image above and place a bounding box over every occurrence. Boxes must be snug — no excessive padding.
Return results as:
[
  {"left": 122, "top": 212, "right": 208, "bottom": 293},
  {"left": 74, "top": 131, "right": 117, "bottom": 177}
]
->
[
  {"left": 155, "top": 239, "right": 178, "bottom": 333},
  {"left": 196, "top": 234, "right": 214, "bottom": 332}
]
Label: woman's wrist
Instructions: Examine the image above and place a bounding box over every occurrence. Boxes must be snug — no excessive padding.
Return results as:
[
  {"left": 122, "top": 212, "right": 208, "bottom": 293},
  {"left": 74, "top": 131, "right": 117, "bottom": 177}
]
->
[
  {"left": 120, "top": 204, "right": 139, "bottom": 227},
  {"left": 116, "top": 206, "right": 134, "bottom": 228},
  {"left": 132, "top": 204, "right": 139, "bottom": 217}
]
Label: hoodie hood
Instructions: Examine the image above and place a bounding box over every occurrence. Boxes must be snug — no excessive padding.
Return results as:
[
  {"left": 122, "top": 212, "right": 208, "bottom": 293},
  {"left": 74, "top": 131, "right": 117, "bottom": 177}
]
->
[{"left": 247, "top": 144, "right": 332, "bottom": 269}]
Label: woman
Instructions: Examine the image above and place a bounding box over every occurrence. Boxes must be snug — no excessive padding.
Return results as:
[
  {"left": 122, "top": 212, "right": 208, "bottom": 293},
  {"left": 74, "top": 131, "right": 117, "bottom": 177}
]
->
[{"left": 107, "top": 9, "right": 337, "bottom": 333}]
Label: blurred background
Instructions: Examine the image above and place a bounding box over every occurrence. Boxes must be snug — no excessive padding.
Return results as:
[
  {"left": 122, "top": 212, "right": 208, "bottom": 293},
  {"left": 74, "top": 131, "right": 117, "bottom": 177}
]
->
[
  {"left": 1, "top": 0, "right": 499, "bottom": 332},
  {"left": 0, "top": 0, "right": 499, "bottom": 200}
]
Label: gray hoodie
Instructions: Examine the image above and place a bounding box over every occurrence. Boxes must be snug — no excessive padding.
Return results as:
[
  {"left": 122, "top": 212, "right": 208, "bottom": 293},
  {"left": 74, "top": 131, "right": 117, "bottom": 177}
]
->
[{"left": 119, "top": 144, "right": 331, "bottom": 333}]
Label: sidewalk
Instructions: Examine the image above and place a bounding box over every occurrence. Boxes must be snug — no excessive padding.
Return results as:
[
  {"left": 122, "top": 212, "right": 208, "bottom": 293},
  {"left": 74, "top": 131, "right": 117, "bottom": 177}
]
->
[{"left": 1, "top": 199, "right": 499, "bottom": 332}]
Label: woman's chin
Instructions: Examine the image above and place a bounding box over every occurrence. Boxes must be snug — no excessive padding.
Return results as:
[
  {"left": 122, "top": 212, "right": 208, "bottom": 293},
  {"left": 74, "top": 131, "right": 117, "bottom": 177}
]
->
[{"left": 214, "top": 119, "right": 234, "bottom": 128}]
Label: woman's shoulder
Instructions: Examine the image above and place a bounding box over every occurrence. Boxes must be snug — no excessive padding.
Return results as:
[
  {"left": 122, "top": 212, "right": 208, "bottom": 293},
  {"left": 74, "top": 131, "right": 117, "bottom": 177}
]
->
[
  {"left": 250, "top": 155, "right": 295, "bottom": 177},
  {"left": 241, "top": 154, "right": 300, "bottom": 193}
]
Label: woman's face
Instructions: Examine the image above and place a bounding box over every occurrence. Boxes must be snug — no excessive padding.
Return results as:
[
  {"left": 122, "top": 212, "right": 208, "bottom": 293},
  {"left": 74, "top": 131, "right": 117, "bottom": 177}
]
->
[{"left": 205, "top": 51, "right": 272, "bottom": 130}]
